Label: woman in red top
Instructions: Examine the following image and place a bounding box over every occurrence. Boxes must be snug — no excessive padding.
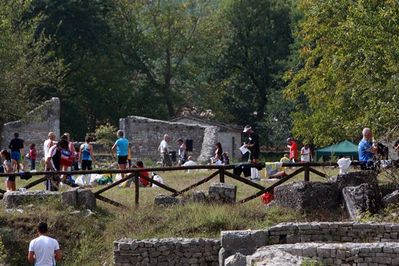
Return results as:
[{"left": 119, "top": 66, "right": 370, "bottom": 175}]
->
[
  {"left": 136, "top": 161, "right": 150, "bottom": 187},
  {"left": 287, "top": 138, "right": 299, "bottom": 162}
]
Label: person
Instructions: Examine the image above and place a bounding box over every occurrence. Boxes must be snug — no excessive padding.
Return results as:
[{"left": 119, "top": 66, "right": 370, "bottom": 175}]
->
[
  {"left": 43, "top": 132, "right": 57, "bottom": 162},
  {"left": 79, "top": 136, "right": 96, "bottom": 170},
  {"left": 287, "top": 138, "right": 299, "bottom": 162},
  {"left": 158, "top": 134, "right": 172, "bottom": 167},
  {"left": 9, "top": 132, "right": 24, "bottom": 172},
  {"left": 127, "top": 143, "right": 133, "bottom": 168},
  {"left": 214, "top": 142, "right": 223, "bottom": 163},
  {"left": 1, "top": 149, "right": 17, "bottom": 191},
  {"left": 62, "top": 133, "right": 76, "bottom": 169},
  {"left": 358, "top": 127, "right": 377, "bottom": 169},
  {"left": 28, "top": 222, "right": 62, "bottom": 265},
  {"left": 243, "top": 125, "right": 260, "bottom": 163},
  {"left": 222, "top": 152, "right": 230, "bottom": 165},
  {"left": 300, "top": 144, "right": 311, "bottom": 162},
  {"left": 279, "top": 153, "right": 291, "bottom": 172},
  {"left": 182, "top": 156, "right": 197, "bottom": 167},
  {"left": 112, "top": 130, "right": 129, "bottom": 180},
  {"left": 136, "top": 161, "right": 150, "bottom": 187},
  {"left": 29, "top": 143, "right": 37, "bottom": 171},
  {"left": 45, "top": 139, "right": 69, "bottom": 190},
  {"left": 177, "top": 138, "right": 187, "bottom": 166}
]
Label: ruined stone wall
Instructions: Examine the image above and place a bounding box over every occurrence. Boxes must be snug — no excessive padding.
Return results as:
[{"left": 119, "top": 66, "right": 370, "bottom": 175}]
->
[
  {"left": 220, "top": 222, "right": 399, "bottom": 264},
  {"left": 120, "top": 116, "right": 211, "bottom": 161},
  {"left": 113, "top": 238, "right": 220, "bottom": 266},
  {"left": 1, "top": 97, "right": 60, "bottom": 157}
]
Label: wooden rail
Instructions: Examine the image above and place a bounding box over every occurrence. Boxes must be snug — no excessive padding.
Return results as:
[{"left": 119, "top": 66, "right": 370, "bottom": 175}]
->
[{"left": 0, "top": 161, "right": 361, "bottom": 207}]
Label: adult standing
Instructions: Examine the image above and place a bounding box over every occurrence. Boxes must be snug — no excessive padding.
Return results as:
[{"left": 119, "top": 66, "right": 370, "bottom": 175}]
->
[
  {"left": 43, "top": 132, "right": 57, "bottom": 163},
  {"left": 358, "top": 127, "right": 376, "bottom": 169},
  {"left": 45, "top": 139, "right": 69, "bottom": 190},
  {"left": 112, "top": 130, "right": 129, "bottom": 179},
  {"left": 300, "top": 144, "right": 312, "bottom": 162},
  {"left": 28, "top": 222, "right": 62, "bottom": 265},
  {"left": 158, "top": 134, "right": 172, "bottom": 166},
  {"left": 177, "top": 139, "right": 187, "bottom": 166},
  {"left": 9, "top": 132, "right": 24, "bottom": 172},
  {"left": 243, "top": 125, "right": 260, "bottom": 163},
  {"left": 287, "top": 138, "right": 299, "bottom": 162},
  {"left": 1, "top": 149, "right": 17, "bottom": 191},
  {"left": 79, "top": 136, "right": 95, "bottom": 170}
]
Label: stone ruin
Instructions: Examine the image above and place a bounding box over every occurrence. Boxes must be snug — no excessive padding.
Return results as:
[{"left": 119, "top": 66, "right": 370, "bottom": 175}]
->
[
  {"left": 2, "top": 188, "right": 96, "bottom": 210},
  {"left": 154, "top": 183, "right": 237, "bottom": 207},
  {"left": 119, "top": 115, "right": 242, "bottom": 163},
  {"left": 114, "top": 222, "right": 399, "bottom": 266},
  {"left": 273, "top": 170, "right": 389, "bottom": 220},
  {"left": 0, "top": 97, "right": 60, "bottom": 157}
]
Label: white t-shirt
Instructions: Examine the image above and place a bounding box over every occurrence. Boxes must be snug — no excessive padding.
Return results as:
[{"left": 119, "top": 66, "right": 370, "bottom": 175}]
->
[
  {"left": 43, "top": 139, "right": 55, "bottom": 159},
  {"left": 158, "top": 140, "right": 169, "bottom": 153},
  {"left": 28, "top": 235, "right": 60, "bottom": 266},
  {"left": 301, "top": 147, "right": 311, "bottom": 162},
  {"left": 182, "top": 160, "right": 197, "bottom": 166}
]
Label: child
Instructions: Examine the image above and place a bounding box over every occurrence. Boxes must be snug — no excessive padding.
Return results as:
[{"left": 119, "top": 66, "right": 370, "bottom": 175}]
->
[
  {"left": 1, "top": 149, "right": 17, "bottom": 191},
  {"left": 29, "top": 143, "right": 37, "bottom": 171}
]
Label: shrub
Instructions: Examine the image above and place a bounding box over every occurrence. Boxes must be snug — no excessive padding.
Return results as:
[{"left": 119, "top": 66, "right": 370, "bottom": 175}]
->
[{"left": 95, "top": 123, "right": 118, "bottom": 147}]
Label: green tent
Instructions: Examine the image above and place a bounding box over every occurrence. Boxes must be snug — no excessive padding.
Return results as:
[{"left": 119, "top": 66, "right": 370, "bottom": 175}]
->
[{"left": 315, "top": 140, "right": 358, "bottom": 161}]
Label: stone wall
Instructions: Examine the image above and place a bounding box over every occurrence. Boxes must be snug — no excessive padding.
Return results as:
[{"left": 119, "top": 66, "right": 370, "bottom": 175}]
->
[
  {"left": 0, "top": 97, "right": 60, "bottom": 157},
  {"left": 113, "top": 238, "right": 220, "bottom": 266},
  {"left": 220, "top": 222, "right": 399, "bottom": 264},
  {"left": 119, "top": 116, "right": 212, "bottom": 161}
]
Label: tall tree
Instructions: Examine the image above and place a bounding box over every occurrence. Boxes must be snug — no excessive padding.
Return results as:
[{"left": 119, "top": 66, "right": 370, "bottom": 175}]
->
[
  {"left": 285, "top": 0, "right": 399, "bottom": 146},
  {"left": 211, "top": 0, "right": 294, "bottom": 146}
]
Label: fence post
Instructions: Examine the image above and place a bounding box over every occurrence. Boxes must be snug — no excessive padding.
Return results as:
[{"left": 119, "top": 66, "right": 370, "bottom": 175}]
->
[
  {"left": 304, "top": 163, "right": 310, "bottom": 182},
  {"left": 134, "top": 173, "right": 139, "bottom": 205},
  {"left": 219, "top": 168, "right": 225, "bottom": 183}
]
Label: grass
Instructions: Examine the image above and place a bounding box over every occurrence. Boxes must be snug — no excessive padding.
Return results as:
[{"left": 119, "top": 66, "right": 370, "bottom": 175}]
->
[{"left": 0, "top": 165, "right": 381, "bottom": 265}]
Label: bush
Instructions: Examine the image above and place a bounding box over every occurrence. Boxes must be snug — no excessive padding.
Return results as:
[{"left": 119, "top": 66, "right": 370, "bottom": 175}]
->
[{"left": 95, "top": 123, "right": 118, "bottom": 147}]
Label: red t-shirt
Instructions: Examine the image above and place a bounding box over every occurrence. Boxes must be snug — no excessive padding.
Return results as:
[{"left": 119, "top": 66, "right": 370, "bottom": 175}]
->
[
  {"left": 29, "top": 148, "right": 37, "bottom": 160},
  {"left": 138, "top": 166, "right": 150, "bottom": 186},
  {"left": 289, "top": 141, "right": 298, "bottom": 161}
]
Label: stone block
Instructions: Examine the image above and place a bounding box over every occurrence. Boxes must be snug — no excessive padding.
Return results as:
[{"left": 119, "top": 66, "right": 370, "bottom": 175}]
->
[
  {"left": 382, "top": 190, "right": 399, "bottom": 208},
  {"left": 154, "top": 195, "right": 182, "bottom": 206},
  {"left": 190, "top": 191, "right": 207, "bottom": 203},
  {"left": 221, "top": 230, "right": 267, "bottom": 254},
  {"left": 342, "top": 183, "right": 381, "bottom": 220},
  {"left": 330, "top": 170, "right": 379, "bottom": 191},
  {"left": 3, "top": 190, "right": 59, "bottom": 208},
  {"left": 61, "top": 188, "right": 78, "bottom": 208},
  {"left": 224, "top": 253, "right": 246, "bottom": 266},
  {"left": 274, "top": 181, "right": 340, "bottom": 211},
  {"left": 208, "top": 183, "right": 236, "bottom": 204},
  {"left": 77, "top": 189, "right": 96, "bottom": 209}
]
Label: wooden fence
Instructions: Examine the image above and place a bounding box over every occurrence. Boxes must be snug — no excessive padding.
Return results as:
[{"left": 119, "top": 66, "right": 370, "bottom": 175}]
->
[{"left": 0, "top": 162, "right": 360, "bottom": 208}]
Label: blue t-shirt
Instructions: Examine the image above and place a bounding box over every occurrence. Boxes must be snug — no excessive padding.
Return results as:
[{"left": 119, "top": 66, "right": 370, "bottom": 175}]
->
[
  {"left": 115, "top": 138, "right": 129, "bottom": 156},
  {"left": 358, "top": 139, "right": 373, "bottom": 162}
]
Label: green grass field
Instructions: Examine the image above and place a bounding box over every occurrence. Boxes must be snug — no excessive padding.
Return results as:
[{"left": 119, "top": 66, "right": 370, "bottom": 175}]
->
[{"left": 0, "top": 165, "right": 393, "bottom": 265}]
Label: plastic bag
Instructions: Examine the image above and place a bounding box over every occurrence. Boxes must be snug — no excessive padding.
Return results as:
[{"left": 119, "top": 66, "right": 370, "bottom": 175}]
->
[
  {"left": 75, "top": 175, "right": 85, "bottom": 186},
  {"left": 261, "top": 192, "right": 274, "bottom": 204},
  {"left": 152, "top": 174, "right": 164, "bottom": 188},
  {"left": 337, "top": 158, "right": 351, "bottom": 174}
]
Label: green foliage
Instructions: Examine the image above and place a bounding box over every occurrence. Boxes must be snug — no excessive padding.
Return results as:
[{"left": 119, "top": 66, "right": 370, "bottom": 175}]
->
[
  {"left": 285, "top": 0, "right": 399, "bottom": 146},
  {"left": 95, "top": 123, "right": 117, "bottom": 147},
  {"left": 0, "top": 236, "right": 7, "bottom": 264}
]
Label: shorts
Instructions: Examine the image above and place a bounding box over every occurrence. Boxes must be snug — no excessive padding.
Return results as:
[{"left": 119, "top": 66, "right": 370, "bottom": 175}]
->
[
  {"left": 11, "top": 151, "right": 21, "bottom": 162},
  {"left": 81, "top": 160, "right": 93, "bottom": 170},
  {"left": 7, "top": 176, "right": 15, "bottom": 182},
  {"left": 118, "top": 156, "right": 128, "bottom": 165}
]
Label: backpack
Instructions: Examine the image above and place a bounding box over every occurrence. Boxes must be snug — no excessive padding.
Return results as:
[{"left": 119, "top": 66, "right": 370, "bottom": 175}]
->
[{"left": 60, "top": 149, "right": 74, "bottom": 167}]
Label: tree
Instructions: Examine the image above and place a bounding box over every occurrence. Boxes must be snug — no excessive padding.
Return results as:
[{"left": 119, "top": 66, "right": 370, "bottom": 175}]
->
[
  {"left": 211, "top": 0, "right": 294, "bottom": 146},
  {"left": 285, "top": 0, "right": 399, "bottom": 146},
  {"left": 110, "top": 0, "right": 222, "bottom": 118}
]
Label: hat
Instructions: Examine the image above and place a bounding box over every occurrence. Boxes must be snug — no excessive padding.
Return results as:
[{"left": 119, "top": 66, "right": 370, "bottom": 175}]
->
[{"left": 243, "top": 125, "right": 252, "bottom": 133}]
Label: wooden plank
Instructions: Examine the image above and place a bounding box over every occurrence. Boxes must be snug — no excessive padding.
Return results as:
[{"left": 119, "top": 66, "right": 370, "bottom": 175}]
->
[
  {"left": 140, "top": 175, "right": 179, "bottom": 194},
  {"left": 238, "top": 167, "right": 305, "bottom": 204},
  {"left": 309, "top": 167, "right": 328, "bottom": 178},
  {"left": 95, "top": 194, "right": 127, "bottom": 208},
  {"left": 23, "top": 176, "right": 48, "bottom": 190},
  {"left": 224, "top": 171, "right": 267, "bottom": 191},
  {"left": 171, "top": 170, "right": 219, "bottom": 197}
]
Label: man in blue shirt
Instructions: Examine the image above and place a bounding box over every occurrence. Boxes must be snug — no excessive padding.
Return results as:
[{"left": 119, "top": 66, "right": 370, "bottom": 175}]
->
[
  {"left": 358, "top": 128, "right": 376, "bottom": 168},
  {"left": 112, "top": 130, "right": 129, "bottom": 179}
]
